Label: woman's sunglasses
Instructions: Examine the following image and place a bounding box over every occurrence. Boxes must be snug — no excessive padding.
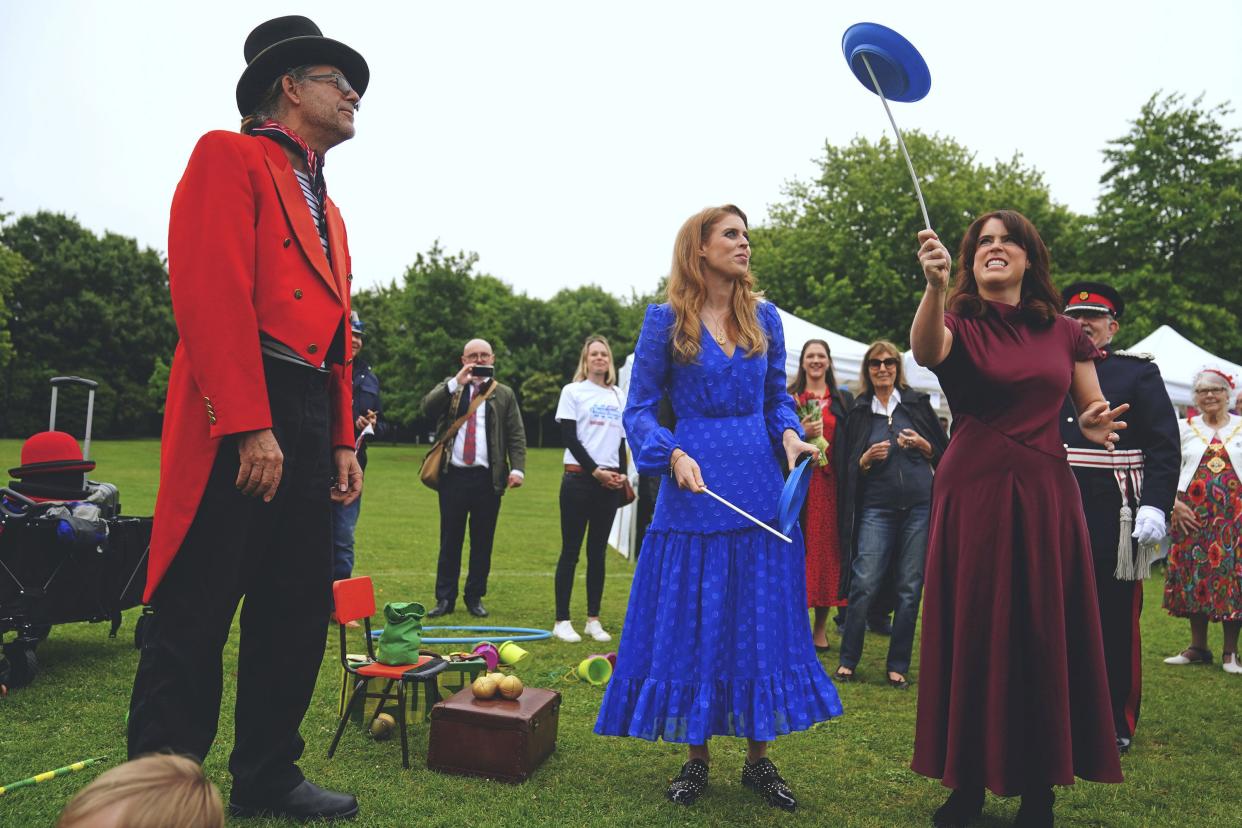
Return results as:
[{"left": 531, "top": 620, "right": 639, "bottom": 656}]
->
[{"left": 867, "top": 358, "right": 899, "bottom": 369}]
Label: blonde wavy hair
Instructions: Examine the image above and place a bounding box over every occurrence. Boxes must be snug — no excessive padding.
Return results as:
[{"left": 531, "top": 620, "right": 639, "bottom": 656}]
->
[
  {"left": 572, "top": 335, "right": 617, "bottom": 385},
  {"left": 57, "top": 754, "right": 224, "bottom": 828},
  {"left": 667, "top": 204, "right": 766, "bottom": 364}
]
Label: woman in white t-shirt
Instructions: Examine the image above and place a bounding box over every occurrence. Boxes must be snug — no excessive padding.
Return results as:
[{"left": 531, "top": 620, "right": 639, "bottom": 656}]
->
[{"left": 552, "top": 335, "right": 628, "bottom": 642}]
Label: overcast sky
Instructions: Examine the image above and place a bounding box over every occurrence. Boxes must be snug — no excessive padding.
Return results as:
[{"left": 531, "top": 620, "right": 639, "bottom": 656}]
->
[{"left": 3, "top": 1, "right": 1240, "bottom": 302}]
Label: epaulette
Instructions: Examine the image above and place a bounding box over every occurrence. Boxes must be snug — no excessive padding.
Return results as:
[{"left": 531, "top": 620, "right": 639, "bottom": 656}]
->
[{"left": 1112, "top": 350, "right": 1154, "bottom": 361}]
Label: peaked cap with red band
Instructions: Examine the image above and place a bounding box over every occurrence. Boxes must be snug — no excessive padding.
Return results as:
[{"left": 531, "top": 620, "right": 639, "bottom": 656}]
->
[
  {"left": 1061, "top": 280, "right": 1124, "bottom": 320},
  {"left": 9, "top": 431, "right": 96, "bottom": 478}
]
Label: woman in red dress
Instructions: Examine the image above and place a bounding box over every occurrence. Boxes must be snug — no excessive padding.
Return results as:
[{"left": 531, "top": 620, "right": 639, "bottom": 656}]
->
[
  {"left": 909, "top": 211, "right": 1127, "bottom": 827},
  {"left": 789, "top": 340, "right": 853, "bottom": 651}
]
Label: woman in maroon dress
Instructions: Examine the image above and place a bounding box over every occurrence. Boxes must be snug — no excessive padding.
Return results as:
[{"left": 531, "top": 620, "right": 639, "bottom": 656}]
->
[
  {"left": 789, "top": 340, "right": 853, "bottom": 651},
  {"left": 909, "top": 211, "right": 1127, "bottom": 828}
]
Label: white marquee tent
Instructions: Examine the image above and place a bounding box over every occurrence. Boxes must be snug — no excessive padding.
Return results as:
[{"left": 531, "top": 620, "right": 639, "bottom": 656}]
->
[{"left": 1126, "top": 325, "right": 1242, "bottom": 408}]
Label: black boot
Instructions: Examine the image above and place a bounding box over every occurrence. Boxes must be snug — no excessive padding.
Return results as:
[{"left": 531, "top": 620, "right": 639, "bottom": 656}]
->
[
  {"left": 741, "top": 757, "right": 797, "bottom": 811},
  {"left": 931, "top": 785, "right": 983, "bottom": 828},
  {"left": 1015, "top": 787, "right": 1054, "bottom": 828},
  {"left": 666, "top": 759, "right": 708, "bottom": 805}
]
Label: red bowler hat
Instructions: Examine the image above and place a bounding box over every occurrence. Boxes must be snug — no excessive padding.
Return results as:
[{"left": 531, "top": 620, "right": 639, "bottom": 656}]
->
[
  {"left": 1061, "top": 280, "right": 1124, "bottom": 320},
  {"left": 8, "top": 431, "right": 96, "bottom": 479}
]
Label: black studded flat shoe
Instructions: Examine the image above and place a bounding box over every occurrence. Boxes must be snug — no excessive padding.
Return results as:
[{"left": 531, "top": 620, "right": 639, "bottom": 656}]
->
[
  {"left": 741, "top": 757, "right": 797, "bottom": 811},
  {"left": 666, "top": 759, "right": 709, "bottom": 806},
  {"left": 931, "top": 785, "right": 984, "bottom": 828}
]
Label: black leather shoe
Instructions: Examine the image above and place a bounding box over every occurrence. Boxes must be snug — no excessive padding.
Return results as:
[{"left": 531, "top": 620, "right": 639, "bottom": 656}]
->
[
  {"left": 931, "top": 785, "right": 983, "bottom": 828},
  {"left": 741, "top": 757, "right": 797, "bottom": 811},
  {"left": 1014, "top": 787, "right": 1054, "bottom": 828},
  {"left": 666, "top": 759, "right": 709, "bottom": 805},
  {"left": 1116, "top": 735, "right": 1132, "bottom": 755},
  {"left": 466, "top": 601, "right": 489, "bottom": 618},
  {"left": 229, "top": 780, "right": 358, "bottom": 821},
  {"left": 426, "top": 600, "right": 453, "bottom": 618}
]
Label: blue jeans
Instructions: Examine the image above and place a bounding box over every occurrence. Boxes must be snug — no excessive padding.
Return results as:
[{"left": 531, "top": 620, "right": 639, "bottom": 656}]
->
[
  {"left": 839, "top": 502, "right": 929, "bottom": 675},
  {"left": 330, "top": 494, "right": 362, "bottom": 585}
]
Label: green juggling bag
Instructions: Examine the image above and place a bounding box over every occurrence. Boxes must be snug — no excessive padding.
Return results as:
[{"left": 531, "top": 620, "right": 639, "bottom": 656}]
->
[{"left": 376, "top": 601, "right": 426, "bottom": 665}]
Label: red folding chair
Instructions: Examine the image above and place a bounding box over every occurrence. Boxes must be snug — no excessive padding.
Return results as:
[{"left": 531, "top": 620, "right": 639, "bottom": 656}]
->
[{"left": 328, "top": 576, "right": 446, "bottom": 768}]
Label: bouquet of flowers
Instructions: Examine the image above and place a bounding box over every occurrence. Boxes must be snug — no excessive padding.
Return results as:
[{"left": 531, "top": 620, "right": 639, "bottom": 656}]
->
[{"left": 795, "top": 399, "right": 830, "bottom": 466}]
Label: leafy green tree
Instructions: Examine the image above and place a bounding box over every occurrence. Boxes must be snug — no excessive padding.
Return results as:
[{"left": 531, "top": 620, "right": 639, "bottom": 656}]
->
[
  {"left": 349, "top": 280, "right": 405, "bottom": 436},
  {"left": 0, "top": 240, "right": 30, "bottom": 370},
  {"left": 544, "top": 286, "right": 627, "bottom": 375},
  {"left": 752, "top": 131, "right": 1084, "bottom": 346},
  {"left": 519, "top": 371, "right": 562, "bottom": 447},
  {"left": 0, "top": 211, "right": 176, "bottom": 437},
  {"left": 375, "top": 243, "right": 484, "bottom": 431},
  {"left": 1087, "top": 93, "right": 1242, "bottom": 358},
  {"left": 145, "top": 356, "right": 170, "bottom": 416},
  {"left": 370, "top": 241, "right": 657, "bottom": 439},
  {"left": 372, "top": 243, "right": 541, "bottom": 437}
]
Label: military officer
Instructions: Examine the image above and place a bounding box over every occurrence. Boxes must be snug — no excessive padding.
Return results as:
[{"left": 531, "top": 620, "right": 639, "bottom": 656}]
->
[{"left": 1059, "top": 281, "right": 1180, "bottom": 755}]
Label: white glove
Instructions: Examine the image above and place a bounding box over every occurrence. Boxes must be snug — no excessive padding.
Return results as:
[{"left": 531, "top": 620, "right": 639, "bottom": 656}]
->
[{"left": 1132, "top": 505, "right": 1166, "bottom": 545}]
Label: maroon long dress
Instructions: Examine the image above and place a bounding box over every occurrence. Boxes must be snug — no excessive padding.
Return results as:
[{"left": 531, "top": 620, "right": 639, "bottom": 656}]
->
[{"left": 911, "top": 301, "right": 1123, "bottom": 796}]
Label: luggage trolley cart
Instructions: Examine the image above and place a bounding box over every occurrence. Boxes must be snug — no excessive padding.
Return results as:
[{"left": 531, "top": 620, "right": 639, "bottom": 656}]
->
[{"left": 0, "top": 377, "right": 150, "bottom": 691}]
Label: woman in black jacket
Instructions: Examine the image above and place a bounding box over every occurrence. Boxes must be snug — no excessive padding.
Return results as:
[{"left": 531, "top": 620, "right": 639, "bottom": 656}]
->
[{"left": 835, "top": 341, "right": 948, "bottom": 687}]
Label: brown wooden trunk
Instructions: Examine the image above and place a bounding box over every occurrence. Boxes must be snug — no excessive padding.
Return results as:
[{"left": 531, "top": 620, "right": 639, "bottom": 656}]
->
[{"left": 426, "top": 687, "right": 560, "bottom": 783}]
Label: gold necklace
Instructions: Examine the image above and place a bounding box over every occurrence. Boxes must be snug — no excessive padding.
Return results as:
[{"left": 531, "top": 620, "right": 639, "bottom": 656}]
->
[
  {"left": 704, "top": 312, "right": 728, "bottom": 345},
  {"left": 1188, "top": 415, "right": 1242, "bottom": 475}
]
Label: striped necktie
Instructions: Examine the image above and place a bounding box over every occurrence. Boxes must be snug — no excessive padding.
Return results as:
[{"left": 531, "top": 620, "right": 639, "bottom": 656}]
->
[{"left": 462, "top": 384, "right": 477, "bottom": 465}]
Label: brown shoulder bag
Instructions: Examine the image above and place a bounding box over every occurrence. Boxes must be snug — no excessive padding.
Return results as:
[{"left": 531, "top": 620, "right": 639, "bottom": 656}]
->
[{"left": 419, "top": 381, "right": 496, "bottom": 490}]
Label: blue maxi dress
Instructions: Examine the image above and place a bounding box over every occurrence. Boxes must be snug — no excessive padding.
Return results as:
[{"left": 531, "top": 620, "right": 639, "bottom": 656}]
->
[{"left": 595, "top": 302, "right": 843, "bottom": 743}]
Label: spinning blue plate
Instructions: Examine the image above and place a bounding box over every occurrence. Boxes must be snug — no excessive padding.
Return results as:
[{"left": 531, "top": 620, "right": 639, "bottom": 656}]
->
[
  {"left": 841, "top": 21, "right": 931, "bottom": 102},
  {"left": 841, "top": 21, "right": 935, "bottom": 230},
  {"left": 777, "top": 454, "right": 815, "bottom": 538}
]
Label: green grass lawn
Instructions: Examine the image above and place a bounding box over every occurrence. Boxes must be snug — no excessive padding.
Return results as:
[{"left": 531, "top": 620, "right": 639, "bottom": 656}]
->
[{"left": 1, "top": 439, "right": 1237, "bottom": 826}]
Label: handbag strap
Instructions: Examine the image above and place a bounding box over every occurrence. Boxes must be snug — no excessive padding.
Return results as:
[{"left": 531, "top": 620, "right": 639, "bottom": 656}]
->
[{"left": 437, "top": 381, "right": 496, "bottom": 447}]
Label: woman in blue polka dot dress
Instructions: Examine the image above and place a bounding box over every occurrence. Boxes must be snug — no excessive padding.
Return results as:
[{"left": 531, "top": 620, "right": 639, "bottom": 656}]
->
[{"left": 594, "top": 205, "right": 843, "bottom": 809}]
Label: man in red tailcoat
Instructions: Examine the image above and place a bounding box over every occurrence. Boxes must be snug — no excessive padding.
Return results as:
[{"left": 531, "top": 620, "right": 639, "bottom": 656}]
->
[{"left": 128, "top": 16, "right": 366, "bottom": 822}]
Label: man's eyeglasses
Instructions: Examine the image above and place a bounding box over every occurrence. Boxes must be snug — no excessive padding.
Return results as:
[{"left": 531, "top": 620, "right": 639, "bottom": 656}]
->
[
  {"left": 304, "top": 72, "right": 359, "bottom": 108},
  {"left": 868, "top": 358, "right": 899, "bottom": 369}
]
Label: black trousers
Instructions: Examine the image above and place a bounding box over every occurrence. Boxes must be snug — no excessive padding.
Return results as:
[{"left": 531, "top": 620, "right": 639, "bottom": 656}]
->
[
  {"left": 635, "top": 474, "right": 662, "bottom": 562},
  {"left": 435, "top": 466, "right": 502, "bottom": 605},
  {"left": 1081, "top": 486, "right": 1144, "bottom": 740},
  {"left": 1093, "top": 554, "right": 1144, "bottom": 739},
  {"left": 128, "top": 359, "right": 333, "bottom": 801},
  {"left": 555, "top": 472, "right": 620, "bottom": 620}
]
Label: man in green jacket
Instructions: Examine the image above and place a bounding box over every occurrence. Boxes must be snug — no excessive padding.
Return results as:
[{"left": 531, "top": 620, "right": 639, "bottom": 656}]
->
[{"left": 421, "top": 338, "right": 527, "bottom": 618}]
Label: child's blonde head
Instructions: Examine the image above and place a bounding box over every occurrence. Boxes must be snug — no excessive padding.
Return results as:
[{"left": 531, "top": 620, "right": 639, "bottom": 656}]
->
[{"left": 57, "top": 754, "right": 223, "bottom": 828}]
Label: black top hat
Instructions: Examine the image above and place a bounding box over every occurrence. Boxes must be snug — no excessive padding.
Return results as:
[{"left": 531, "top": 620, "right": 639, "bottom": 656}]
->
[
  {"left": 1061, "top": 281, "right": 1124, "bottom": 320},
  {"left": 236, "top": 15, "right": 369, "bottom": 116}
]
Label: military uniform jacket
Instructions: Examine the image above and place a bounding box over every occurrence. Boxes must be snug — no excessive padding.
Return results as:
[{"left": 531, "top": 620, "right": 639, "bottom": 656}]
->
[
  {"left": 1058, "top": 344, "right": 1179, "bottom": 558},
  {"left": 352, "top": 356, "right": 384, "bottom": 470},
  {"left": 146, "top": 131, "right": 355, "bottom": 601}
]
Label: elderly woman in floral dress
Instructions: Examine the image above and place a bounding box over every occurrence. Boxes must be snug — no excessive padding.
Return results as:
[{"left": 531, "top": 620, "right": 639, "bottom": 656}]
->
[{"left": 1162, "top": 368, "right": 1242, "bottom": 675}]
